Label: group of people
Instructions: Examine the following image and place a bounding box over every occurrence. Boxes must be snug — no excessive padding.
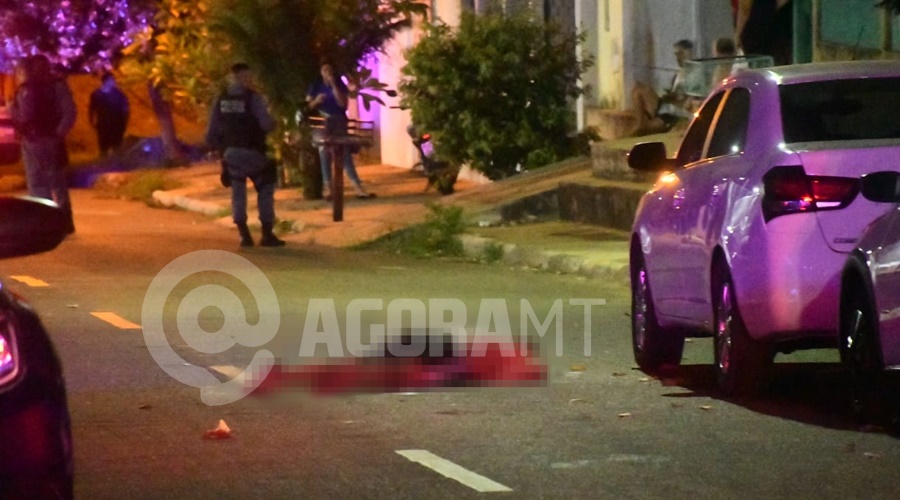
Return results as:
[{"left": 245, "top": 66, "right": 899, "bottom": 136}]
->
[
  {"left": 8, "top": 55, "right": 129, "bottom": 235},
  {"left": 630, "top": 36, "right": 741, "bottom": 136},
  {"left": 9, "top": 53, "right": 367, "bottom": 248},
  {"left": 205, "top": 60, "right": 372, "bottom": 247}
]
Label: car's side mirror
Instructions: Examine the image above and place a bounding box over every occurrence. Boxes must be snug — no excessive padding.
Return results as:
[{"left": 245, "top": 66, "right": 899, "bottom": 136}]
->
[
  {"left": 628, "top": 142, "right": 676, "bottom": 172},
  {"left": 860, "top": 171, "right": 900, "bottom": 203},
  {"left": 0, "top": 197, "right": 68, "bottom": 259}
]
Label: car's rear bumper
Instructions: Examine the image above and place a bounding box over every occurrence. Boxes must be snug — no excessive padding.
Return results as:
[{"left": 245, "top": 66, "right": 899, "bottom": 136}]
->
[{"left": 730, "top": 225, "right": 846, "bottom": 343}]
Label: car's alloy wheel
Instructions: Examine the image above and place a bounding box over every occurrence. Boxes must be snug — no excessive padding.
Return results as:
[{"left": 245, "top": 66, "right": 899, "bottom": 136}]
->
[
  {"left": 840, "top": 289, "right": 882, "bottom": 420},
  {"left": 631, "top": 255, "right": 683, "bottom": 373},
  {"left": 713, "top": 265, "right": 768, "bottom": 397}
]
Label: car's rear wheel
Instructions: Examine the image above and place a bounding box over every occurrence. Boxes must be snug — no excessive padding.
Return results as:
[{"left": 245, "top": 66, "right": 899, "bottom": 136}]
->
[
  {"left": 631, "top": 254, "right": 684, "bottom": 373},
  {"left": 840, "top": 283, "right": 883, "bottom": 421},
  {"left": 712, "top": 264, "right": 769, "bottom": 397}
]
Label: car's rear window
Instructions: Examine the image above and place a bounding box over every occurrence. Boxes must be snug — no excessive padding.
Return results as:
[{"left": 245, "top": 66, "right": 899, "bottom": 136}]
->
[{"left": 780, "top": 77, "right": 900, "bottom": 143}]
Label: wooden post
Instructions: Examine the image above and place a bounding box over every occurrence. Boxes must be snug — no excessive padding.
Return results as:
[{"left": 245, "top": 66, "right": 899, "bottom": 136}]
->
[{"left": 331, "top": 143, "right": 344, "bottom": 222}]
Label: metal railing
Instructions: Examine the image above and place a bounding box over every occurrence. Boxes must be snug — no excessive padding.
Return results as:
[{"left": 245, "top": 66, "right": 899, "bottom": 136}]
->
[{"left": 682, "top": 55, "right": 774, "bottom": 98}]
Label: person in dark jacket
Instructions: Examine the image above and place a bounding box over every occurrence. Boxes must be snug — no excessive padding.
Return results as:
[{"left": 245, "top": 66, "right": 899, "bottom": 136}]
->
[
  {"left": 89, "top": 72, "right": 130, "bottom": 157},
  {"left": 10, "top": 54, "right": 77, "bottom": 233},
  {"left": 205, "top": 62, "right": 284, "bottom": 247}
]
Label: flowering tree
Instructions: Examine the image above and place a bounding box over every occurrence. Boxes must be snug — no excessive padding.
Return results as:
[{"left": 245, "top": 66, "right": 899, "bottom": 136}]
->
[{"left": 0, "top": 0, "right": 153, "bottom": 72}]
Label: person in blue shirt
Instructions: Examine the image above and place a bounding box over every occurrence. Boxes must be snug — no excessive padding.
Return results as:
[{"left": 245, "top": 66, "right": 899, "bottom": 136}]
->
[{"left": 306, "top": 61, "right": 372, "bottom": 199}]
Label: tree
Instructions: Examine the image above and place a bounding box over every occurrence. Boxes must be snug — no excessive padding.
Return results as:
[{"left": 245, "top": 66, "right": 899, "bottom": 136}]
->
[
  {"left": 120, "top": 0, "right": 232, "bottom": 163},
  {"left": 208, "top": 0, "right": 427, "bottom": 121},
  {"left": 0, "top": 0, "right": 153, "bottom": 72},
  {"left": 207, "top": 0, "right": 427, "bottom": 192},
  {"left": 400, "top": 11, "right": 592, "bottom": 180}
]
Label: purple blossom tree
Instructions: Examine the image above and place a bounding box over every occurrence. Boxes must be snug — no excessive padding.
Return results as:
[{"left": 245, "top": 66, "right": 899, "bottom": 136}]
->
[{"left": 0, "top": 0, "right": 153, "bottom": 72}]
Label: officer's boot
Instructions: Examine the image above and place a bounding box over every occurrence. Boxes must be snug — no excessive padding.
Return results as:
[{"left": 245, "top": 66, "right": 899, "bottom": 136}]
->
[
  {"left": 236, "top": 222, "right": 254, "bottom": 247},
  {"left": 260, "top": 221, "right": 285, "bottom": 247}
]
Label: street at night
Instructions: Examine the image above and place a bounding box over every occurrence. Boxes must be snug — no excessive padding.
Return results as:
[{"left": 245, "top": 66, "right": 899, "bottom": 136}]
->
[{"left": 4, "top": 190, "right": 898, "bottom": 499}]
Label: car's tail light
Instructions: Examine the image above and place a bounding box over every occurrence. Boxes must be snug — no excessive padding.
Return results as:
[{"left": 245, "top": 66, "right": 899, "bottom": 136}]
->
[{"left": 762, "top": 166, "right": 859, "bottom": 221}]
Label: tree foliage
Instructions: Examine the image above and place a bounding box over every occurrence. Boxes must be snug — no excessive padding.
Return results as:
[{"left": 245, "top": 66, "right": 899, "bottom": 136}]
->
[
  {"left": 207, "top": 0, "right": 427, "bottom": 121},
  {"left": 400, "top": 12, "right": 592, "bottom": 180},
  {"left": 120, "top": 0, "right": 231, "bottom": 119},
  {"left": 0, "top": 0, "right": 153, "bottom": 72}
]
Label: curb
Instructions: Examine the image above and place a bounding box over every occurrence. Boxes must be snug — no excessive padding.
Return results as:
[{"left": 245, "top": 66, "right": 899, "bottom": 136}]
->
[
  {"left": 459, "top": 234, "right": 628, "bottom": 280},
  {"left": 152, "top": 188, "right": 228, "bottom": 216}
]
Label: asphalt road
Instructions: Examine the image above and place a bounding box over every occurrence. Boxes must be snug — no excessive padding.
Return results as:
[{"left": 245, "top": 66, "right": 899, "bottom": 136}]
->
[{"left": 3, "top": 190, "right": 899, "bottom": 499}]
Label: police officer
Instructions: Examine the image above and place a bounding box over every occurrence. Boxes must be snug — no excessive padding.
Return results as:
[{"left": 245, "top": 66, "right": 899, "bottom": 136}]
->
[{"left": 205, "top": 63, "right": 284, "bottom": 247}]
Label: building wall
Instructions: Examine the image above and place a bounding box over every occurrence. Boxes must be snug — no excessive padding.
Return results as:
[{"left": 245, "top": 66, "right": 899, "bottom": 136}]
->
[
  {"left": 615, "top": 0, "right": 732, "bottom": 110},
  {"left": 378, "top": 0, "right": 468, "bottom": 169}
]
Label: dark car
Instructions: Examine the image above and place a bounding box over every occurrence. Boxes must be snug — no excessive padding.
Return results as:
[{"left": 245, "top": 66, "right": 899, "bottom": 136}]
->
[{"left": 0, "top": 196, "right": 71, "bottom": 497}]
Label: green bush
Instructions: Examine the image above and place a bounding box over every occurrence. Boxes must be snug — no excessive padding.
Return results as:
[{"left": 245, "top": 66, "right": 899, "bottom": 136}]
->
[
  {"left": 118, "top": 170, "right": 182, "bottom": 205},
  {"left": 400, "top": 11, "right": 593, "bottom": 180},
  {"left": 370, "top": 203, "right": 466, "bottom": 258}
]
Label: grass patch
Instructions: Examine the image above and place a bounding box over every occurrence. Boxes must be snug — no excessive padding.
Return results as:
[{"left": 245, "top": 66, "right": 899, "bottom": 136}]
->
[
  {"left": 115, "top": 170, "right": 182, "bottom": 205},
  {"left": 361, "top": 203, "right": 467, "bottom": 258},
  {"left": 481, "top": 241, "right": 505, "bottom": 263}
]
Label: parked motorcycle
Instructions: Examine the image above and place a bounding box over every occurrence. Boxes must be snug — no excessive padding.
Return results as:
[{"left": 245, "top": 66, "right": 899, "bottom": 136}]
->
[{"left": 406, "top": 124, "right": 458, "bottom": 195}]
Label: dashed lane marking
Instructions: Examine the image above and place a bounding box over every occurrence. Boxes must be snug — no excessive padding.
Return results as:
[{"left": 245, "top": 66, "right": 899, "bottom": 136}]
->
[
  {"left": 91, "top": 312, "right": 142, "bottom": 330},
  {"left": 396, "top": 449, "right": 513, "bottom": 493},
  {"left": 9, "top": 276, "right": 49, "bottom": 287}
]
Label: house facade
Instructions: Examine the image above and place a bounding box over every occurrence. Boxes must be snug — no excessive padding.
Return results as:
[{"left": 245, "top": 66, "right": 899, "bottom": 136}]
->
[{"left": 373, "top": 0, "right": 735, "bottom": 168}]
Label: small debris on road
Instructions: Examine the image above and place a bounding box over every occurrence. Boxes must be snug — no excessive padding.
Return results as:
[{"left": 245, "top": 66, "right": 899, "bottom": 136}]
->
[
  {"left": 612, "top": 372, "right": 627, "bottom": 377},
  {"left": 137, "top": 404, "right": 152, "bottom": 410},
  {"left": 618, "top": 412, "right": 633, "bottom": 419},
  {"left": 700, "top": 405, "right": 713, "bottom": 411},
  {"left": 67, "top": 304, "right": 79, "bottom": 308},
  {"left": 203, "top": 419, "right": 232, "bottom": 440},
  {"left": 864, "top": 452, "right": 883, "bottom": 459},
  {"left": 639, "top": 377, "right": 651, "bottom": 383},
  {"left": 569, "top": 364, "right": 587, "bottom": 372},
  {"left": 568, "top": 398, "right": 585, "bottom": 404}
]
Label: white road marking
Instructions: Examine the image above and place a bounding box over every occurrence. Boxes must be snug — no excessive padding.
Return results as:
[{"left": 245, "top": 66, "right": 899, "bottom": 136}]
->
[
  {"left": 91, "top": 312, "right": 142, "bottom": 330},
  {"left": 396, "top": 449, "right": 512, "bottom": 493},
  {"left": 9, "top": 275, "right": 49, "bottom": 287}
]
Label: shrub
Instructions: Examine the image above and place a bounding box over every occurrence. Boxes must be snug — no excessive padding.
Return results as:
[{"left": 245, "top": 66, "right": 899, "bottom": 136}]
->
[{"left": 400, "top": 11, "right": 593, "bottom": 180}]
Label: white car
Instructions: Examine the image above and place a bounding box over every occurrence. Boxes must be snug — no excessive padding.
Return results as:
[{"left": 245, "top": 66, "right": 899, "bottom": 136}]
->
[
  {"left": 839, "top": 170, "right": 900, "bottom": 424},
  {"left": 628, "top": 60, "right": 900, "bottom": 396}
]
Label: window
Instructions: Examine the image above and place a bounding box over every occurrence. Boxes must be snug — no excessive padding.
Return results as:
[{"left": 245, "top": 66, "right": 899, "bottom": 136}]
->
[
  {"left": 707, "top": 88, "right": 750, "bottom": 158},
  {"left": 780, "top": 77, "right": 900, "bottom": 143},
  {"left": 676, "top": 92, "right": 724, "bottom": 165}
]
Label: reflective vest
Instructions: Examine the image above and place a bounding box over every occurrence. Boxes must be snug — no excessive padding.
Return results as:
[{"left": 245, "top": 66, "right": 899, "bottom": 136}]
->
[{"left": 216, "top": 90, "right": 266, "bottom": 153}]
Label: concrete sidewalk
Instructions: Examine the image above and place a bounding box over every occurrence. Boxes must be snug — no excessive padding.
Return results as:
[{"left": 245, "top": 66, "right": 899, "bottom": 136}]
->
[{"left": 150, "top": 161, "right": 631, "bottom": 280}]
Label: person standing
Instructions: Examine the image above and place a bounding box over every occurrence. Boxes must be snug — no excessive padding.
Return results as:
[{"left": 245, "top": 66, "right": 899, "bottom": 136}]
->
[
  {"left": 205, "top": 62, "right": 285, "bottom": 247},
  {"left": 10, "top": 54, "right": 77, "bottom": 233},
  {"left": 306, "top": 61, "right": 372, "bottom": 200},
  {"left": 89, "top": 72, "right": 130, "bottom": 157}
]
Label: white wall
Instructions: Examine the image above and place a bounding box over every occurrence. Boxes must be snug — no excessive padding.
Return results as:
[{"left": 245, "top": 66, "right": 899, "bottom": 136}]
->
[
  {"left": 378, "top": 0, "right": 464, "bottom": 169},
  {"left": 616, "top": 0, "right": 732, "bottom": 109}
]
